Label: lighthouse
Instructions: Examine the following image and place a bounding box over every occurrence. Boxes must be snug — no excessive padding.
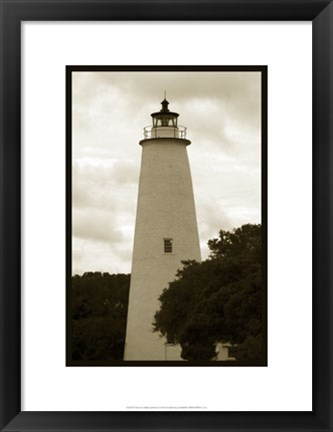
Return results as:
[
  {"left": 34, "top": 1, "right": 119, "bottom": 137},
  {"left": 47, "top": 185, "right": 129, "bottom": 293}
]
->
[{"left": 124, "top": 98, "right": 201, "bottom": 361}]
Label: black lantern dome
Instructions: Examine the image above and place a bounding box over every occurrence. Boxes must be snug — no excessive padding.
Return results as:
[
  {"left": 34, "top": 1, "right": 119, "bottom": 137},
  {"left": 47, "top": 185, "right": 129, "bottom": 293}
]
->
[{"left": 151, "top": 98, "right": 179, "bottom": 128}]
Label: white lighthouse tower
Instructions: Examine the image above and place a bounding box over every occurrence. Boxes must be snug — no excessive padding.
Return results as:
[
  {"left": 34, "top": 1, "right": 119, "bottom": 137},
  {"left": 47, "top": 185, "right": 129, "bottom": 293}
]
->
[{"left": 124, "top": 98, "right": 201, "bottom": 361}]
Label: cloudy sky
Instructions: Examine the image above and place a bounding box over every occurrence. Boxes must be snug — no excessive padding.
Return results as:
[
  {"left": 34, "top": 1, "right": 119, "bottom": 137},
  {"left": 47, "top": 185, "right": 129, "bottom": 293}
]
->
[{"left": 72, "top": 70, "right": 261, "bottom": 275}]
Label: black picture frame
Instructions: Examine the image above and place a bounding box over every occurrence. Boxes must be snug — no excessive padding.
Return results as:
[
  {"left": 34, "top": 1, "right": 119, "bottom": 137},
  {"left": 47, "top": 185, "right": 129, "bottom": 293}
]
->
[{"left": 0, "top": 0, "right": 332, "bottom": 431}]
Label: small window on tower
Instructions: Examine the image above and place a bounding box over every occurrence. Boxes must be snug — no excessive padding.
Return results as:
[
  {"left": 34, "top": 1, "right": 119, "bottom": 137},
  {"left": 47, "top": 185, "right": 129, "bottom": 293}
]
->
[{"left": 164, "top": 238, "right": 173, "bottom": 254}]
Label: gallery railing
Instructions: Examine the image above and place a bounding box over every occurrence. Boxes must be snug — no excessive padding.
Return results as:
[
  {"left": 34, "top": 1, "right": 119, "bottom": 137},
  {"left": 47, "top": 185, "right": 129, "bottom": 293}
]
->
[{"left": 143, "top": 125, "right": 187, "bottom": 140}]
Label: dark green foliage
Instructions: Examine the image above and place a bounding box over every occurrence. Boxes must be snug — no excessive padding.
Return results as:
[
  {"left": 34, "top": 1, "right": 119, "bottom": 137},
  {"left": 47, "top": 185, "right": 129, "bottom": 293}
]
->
[
  {"left": 71, "top": 272, "right": 130, "bottom": 361},
  {"left": 153, "top": 224, "right": 263, "bottom": 361},
  {"left": 208, "top": 224, "right": 262, "bottom": 262}
]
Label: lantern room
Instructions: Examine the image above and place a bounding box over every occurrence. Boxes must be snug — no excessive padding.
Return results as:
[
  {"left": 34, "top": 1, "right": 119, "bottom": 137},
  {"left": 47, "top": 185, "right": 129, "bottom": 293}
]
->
[
  {"left": 142, "top": 98, "right": 188, "bottom": 141},
  {"left": 151, "top": 98, "right": 179, "bottom": 128}
]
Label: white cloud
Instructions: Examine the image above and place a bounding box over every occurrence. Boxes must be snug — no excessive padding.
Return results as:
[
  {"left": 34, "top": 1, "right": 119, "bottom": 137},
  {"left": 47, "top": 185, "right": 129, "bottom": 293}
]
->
[{"left": 72, "top": 70, "right": 262, "bottom": 274}]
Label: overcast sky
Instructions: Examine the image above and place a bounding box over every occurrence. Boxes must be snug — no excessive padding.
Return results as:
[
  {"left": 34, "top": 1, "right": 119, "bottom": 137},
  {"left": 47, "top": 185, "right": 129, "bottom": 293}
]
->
[{"left": 72, "top": 70, "right": 261, "bottom": 275}]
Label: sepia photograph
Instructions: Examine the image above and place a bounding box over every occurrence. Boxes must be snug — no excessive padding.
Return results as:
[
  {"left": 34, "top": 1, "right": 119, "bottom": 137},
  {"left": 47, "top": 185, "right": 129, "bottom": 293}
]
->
[{"left": 67, "top": 66, "right": 267, "bottom": 365}]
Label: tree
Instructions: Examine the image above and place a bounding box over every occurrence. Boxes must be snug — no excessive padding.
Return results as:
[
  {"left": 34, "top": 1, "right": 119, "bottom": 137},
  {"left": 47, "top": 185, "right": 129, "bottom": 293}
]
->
[
  {"left": 71, "top": 272, "right": 130, "bottom": 361},
  {"left": 153, "top": 224, "right": 263, "bottom": 361}
]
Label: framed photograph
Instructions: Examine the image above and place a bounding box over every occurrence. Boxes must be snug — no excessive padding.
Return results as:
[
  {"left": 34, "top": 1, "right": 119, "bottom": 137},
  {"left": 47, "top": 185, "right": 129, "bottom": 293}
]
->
[
  {"left": 1, "top": 0, "right": 332, "bottom": 431},
  {"left": 67, "top": 65, "right": 267, "bottom": 367}
]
